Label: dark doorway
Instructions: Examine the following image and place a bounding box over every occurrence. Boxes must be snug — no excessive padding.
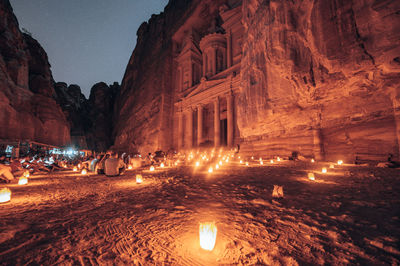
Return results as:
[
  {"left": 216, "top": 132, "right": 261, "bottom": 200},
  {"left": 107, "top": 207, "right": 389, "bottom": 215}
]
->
[{"left": 220, "top": 119, "right": 227, "bottom": 146}]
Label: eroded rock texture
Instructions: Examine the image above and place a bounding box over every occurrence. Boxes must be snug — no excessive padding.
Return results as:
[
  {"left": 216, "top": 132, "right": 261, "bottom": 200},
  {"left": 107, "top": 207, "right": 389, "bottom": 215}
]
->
[
  {"left": 118, "top": 0, "right": 399, "bottom": 161},
  {"left": 0, "top": 0, "right": 70, "bottom": 146},
  {"left": 238, "top": 0, "right": 400, "bottom": 161},
  {"left": 55, "top": 82, "right": 119, "bottom": 151}
]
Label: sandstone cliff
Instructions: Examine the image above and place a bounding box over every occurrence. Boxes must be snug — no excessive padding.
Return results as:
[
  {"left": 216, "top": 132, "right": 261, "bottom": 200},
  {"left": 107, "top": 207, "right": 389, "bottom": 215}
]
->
[
  {"left": 113, "top": 0, "right": 228, "bottom": 154},
  {"left": 0, "top": 0, "right": 70, "bottom": 146},
  {"left": 116, "top": 0, "right": 399, "bottom": 161},
  {"left": 238, "top": 0, "right": 400, "bottom": 161},
  {"left": 55, "top": 81, "right": 119, "bottom": 151}
]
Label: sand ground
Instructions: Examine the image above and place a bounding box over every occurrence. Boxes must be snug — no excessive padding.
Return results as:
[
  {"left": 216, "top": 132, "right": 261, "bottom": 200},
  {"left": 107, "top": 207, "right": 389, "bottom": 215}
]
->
[{"left": 0, "top": 160, "right": 399, "bottom": 265}]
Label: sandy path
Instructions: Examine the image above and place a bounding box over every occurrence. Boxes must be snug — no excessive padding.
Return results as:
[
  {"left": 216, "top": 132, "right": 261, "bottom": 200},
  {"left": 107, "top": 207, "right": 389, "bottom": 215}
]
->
[{"left": 0, "top": 161, "right": 399, "bottom": 265}]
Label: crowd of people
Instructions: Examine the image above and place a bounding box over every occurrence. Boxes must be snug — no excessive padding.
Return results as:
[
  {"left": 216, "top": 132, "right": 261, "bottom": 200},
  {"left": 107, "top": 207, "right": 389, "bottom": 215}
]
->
[{"left": 0, "top": 150, "right": 176, "bottom": 184}]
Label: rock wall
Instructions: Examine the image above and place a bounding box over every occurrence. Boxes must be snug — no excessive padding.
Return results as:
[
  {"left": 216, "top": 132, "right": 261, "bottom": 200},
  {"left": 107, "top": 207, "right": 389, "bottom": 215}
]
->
[
  {"left": 55, "top": 82, "right": 119, "bottom": 151},
  {"left": 238, "top": 0, "right": 400, "bottom": 161},
  {"left": 0, "top": 0, "right": 70, "bottom": 146},
  {"left": 113, "top": 0, "right": 197, "bottom": 154}
]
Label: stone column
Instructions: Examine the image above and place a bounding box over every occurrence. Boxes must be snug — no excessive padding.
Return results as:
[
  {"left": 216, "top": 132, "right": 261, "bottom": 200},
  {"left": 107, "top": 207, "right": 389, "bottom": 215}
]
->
[
  {"left": 227, "top": 93, "right": 234, "bottom": 147},
  {"left": 227, "top": 31, "right": 232, "bottom": 68},
  {"left": 178, "top": 112, "right": 184, "bottom": 149},
  {"left": 197, "top": 105, "right": 203, "bottom": 146},
  {"left": 313, "top": 128, "right": 324, "bottom": 161},
  {"left": 214, "top": 98, "right": 220, "bottom": 147},
  {"left": 187, "top": 109, "right": 193, "bottom": 148},
  {"left": 202, "top": 52, "right": 206, "bottom": 78},
  {"left": 211, "top": 47, "right": 217, "bottom": 76}
]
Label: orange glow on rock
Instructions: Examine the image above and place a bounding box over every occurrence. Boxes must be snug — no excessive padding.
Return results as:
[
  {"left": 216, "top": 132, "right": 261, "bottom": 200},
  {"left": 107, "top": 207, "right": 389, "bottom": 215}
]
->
[
  {"left": 199, "top": 222, "right": 217, "bottom": 251},
  {"left": 0, "top": 188, "right": 11, "bottom": 203}
]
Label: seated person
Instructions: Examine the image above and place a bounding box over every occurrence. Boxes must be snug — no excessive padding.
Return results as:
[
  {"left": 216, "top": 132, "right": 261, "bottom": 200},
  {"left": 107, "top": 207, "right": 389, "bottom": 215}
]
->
[
  {"left": 104, "top": 152, "right": 125, "bottom": 177},
  {"left": 0, "top": 164, "right": 15, "bottom": 183}
]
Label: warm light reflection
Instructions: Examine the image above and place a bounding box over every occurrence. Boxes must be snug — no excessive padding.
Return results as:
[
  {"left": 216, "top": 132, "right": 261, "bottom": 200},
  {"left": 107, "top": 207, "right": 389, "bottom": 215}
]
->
[
  {"left": 73, "top": 166, "right": 78, "bottom": 172},
  {"left": 199, "top": 222, "right": 217, "bottom": 251},
  {"left": 311, "top": 158, "right": 315, "bottom": 163},
  {"left": 260, "top": 160, "right": 263, "bottom": 165},
  {"left": 136, "top": 174, "right": 143, "bottom": 184},
  {"left": 245, "top": 161, "right": 249, "bottom": 166},
  {"left": 277, "top": 157, "right": 281, "bottom": 162},
  {"left": 160, "top": 163, "right": 165, "bottom": 168},
  {"left": 208, "top": 167, "right": 213, "bottom": 173},
  {"left": 215, "top": 164, "right": 219, "bottom": 169},
  {"left": 0, "top": 188, "right": 11, "bottom": 203},
  {"left": 330, "top": 164, "right": 335, "bottom": 169},
  {"left": 81, "top": 169, "right": 87, "bottom": 175},
  {"left": 322, "top": 167, "right": 327, "bottom": 173},
  {"left": 195, "top": 161, "right": 200, "bottom": 167},
  {"left": 18, "top": 177, "right": 28, "bottom": 185},
  {"left": 128, "top": 165, "right": 133, "bottom": 170},
  {"left": 240, "top": 160, "right": 243, "bottom": 164},
  {"left": 337, "top": 160, "right": 343, "bottom": 165},
  {"left": 270, "top": 160, "right": 274, "bottom": 164},
  {"left": 308, "top": 173, "right": 315, "bottom": 181},
  {"left": 150, "top": 166, "right": 155, "bottom": 171}
]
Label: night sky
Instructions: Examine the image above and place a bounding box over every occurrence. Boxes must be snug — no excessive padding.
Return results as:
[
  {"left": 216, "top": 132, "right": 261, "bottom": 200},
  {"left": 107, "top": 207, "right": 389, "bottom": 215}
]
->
[{"left": 10, "top": 0, "right": 168, "bottom": 97}]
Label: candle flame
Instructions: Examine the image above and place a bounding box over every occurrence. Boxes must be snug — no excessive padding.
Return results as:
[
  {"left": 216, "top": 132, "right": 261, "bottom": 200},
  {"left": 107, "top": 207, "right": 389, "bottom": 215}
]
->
[
  {"left": 199, "top": 222, "right": 217, "bottom": 251},
  {"left": 0, "top": 188, "right": 11, "bottom": 203}
]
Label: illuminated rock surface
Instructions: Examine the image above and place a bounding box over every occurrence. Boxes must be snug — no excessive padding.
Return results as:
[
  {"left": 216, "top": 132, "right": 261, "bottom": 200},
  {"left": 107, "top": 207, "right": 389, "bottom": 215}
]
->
[
  {"left": 0, "top": 163, "right": 399, "bottom": 264},
  {"left": 0, "top": 0, "right": 70, "bottom": 146},
  {"left": 115, "top": 0, "right": 400, "bottom": 161}
]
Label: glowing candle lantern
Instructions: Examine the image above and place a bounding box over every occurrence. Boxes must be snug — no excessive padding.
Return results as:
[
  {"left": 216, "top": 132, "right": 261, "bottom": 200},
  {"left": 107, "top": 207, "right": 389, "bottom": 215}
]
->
[
  {"left": 311, "top": 158, "right": 315, "bottom": 163},
  {"left": 219, "top": 161, "right": 222, "bottom": 166},
  {"left": 73, "top": 166, "right": 78, "bottom": 172},
  {"left": 195, "top": 161, "right": 200, "bottom": 167},
  {"left": 330, "top": 164, "right": 335, "bottom": 169},
  {"left": 160, "top": 162, "right": 165, "bottom": 168},
  {"left": 150, "top": 166, "right": 155, "bottom": 171},
  {"left": 174, "top": 161, "right": 178, "bottom": 166},
  {"left": 260, "top": 160, "right": 263, "bottom": 165},
  {"left": 208, "top": 167, "right": 213, "bottom": 173},
  {"left": 128, "top": 165, "right": 133, "bottom": 170},
  {"left": 308, "top": 173, "right": 315, "bottom": 181},
  {"left": 245, "top": 161, "right": 249, "bottom": 166},
  {"left": 277, "top": 157, "right": 281, "bottom": 162},
  {"left": 136, "top": 174, "right": 143, "bottom": 184},
  {"left": 18, "top": 176, "right": 28, "bottom": 185},
  {"left": 321, "top": 167, "right": 327, "bottom": 173},
  {"left": 240, "top": 160, "right": 243, "bottom": 164},
  {"left": 215, "top": 164, "right": 219, "bottom": 169},
  {"left": 81, "top": 169, "right": 87, "bottom": 175},
  {"left": 0, "top": 188, "right": 11, "bottom": 203},
  {"left": 270, "top": 160, "right": 274, "bottom": 164},
  {"left": 337, "top": 160, "right": 343, "bottom": 165},
  {"left": 238, "top": 156, "right": 241, "bottom": 159},
  {"left": 78, "top": 163, "right": 81, "bottom": 169},
  {"left": 259, "top": 157, "right": 262, "bottom": 161},
  {"left": 251, "top": 156, "right": 254, "bottom": 160},
  {"left": 199, "top": 222, "right": 217, "bottom": 251}
]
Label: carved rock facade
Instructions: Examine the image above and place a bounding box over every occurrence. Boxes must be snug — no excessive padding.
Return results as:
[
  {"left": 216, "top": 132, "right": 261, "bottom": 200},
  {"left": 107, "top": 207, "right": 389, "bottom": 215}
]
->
[{"left": 117, "top": 0, "right": 400, "bottom": 161}]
